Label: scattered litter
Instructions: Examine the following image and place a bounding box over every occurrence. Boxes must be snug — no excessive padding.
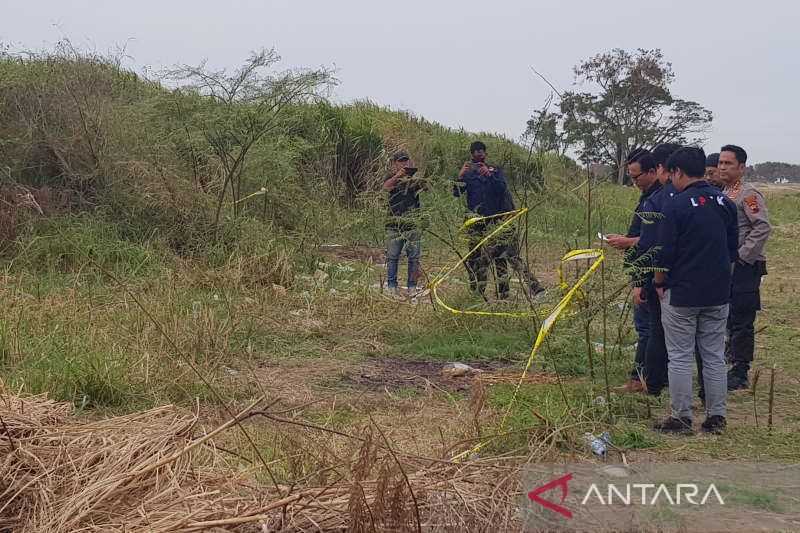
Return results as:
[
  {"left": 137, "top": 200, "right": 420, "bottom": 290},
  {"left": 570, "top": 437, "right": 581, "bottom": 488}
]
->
[
  {"left": 585, "top": 431, "right": 612, "bottom": 457},
  {"left": 593, "top": 395, "right": 607, "bottom": 406},
  {"left": 224, "top": 367, "right": 239, "bottom": 376},
  {"left": 592, "top": 341, "right": 636, "bottom": 354},
  {"left": 329, "top": 288, "right": 338, "bottom": 295},
  {"left": 441, "top": 362, "right": 479, "bottom": 378}
]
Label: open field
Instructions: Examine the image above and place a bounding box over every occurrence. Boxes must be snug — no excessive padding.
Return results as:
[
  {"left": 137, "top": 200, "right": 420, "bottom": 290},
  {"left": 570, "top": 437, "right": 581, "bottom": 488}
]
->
[
  {"left": 2, "top": 49, "right": 799, "bottom": 531},
  {"left": 2, "top": 183, "right": 799, "bottom": 531}
]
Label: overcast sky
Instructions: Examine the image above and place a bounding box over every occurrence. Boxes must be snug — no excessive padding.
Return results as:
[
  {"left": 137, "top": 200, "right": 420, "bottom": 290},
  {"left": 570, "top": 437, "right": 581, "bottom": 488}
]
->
[{"left": 4, "top": 0, "right": 798, "bottom": 164}]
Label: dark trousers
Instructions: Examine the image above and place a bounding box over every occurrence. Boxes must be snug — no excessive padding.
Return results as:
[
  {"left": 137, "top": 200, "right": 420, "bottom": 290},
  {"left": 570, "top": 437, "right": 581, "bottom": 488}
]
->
[
  {"left": 465, "top": 226, "right": 539, "bottom": 298},
  {"left": 465, "top": 240, "right": 510, "bottom": 297},
  {"left": 631, "top": 302, "right": 650, "bottom": 380},
  {"left": 643, "top": 286, "right": 668, "bottom": 395},
  {"left": 729, "top": 261, "right": 766, "bottom": 366}
]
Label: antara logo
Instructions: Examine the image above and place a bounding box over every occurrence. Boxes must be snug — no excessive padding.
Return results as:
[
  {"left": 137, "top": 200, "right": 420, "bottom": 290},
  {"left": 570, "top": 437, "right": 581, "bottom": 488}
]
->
[
  {"left": 581, "top": 483, "right": 725, "bottom": 506},
  {"left": 528, "top": 474, "right": 725, "bottom": 519},
  {"left": 528, "top": 473, "right": 573, "bottom": 518}
]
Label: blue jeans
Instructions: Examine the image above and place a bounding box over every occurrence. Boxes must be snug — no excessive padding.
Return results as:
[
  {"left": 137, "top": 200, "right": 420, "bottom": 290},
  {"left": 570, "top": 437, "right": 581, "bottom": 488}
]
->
[
  {"left": 631, "top": 301, "right": 651, "bottom": 379},
  {"left": 386, "top": 227, "right": 421, "bottom": 289}
]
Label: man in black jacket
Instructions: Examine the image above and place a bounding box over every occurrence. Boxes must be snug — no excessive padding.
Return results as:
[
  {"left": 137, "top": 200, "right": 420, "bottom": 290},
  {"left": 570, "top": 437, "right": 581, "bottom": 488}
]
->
[
  {"left": 652, "top": 147, "right": 738, "bottom": 435},
  {"left": 384, "top": 151, "right": 425, "bottom": 297}
]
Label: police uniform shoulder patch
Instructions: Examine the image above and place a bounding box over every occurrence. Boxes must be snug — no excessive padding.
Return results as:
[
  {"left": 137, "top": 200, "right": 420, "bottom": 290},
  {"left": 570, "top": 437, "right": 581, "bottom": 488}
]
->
[{"left": 744, "top": 194, "right": 760, "bottom": 213}]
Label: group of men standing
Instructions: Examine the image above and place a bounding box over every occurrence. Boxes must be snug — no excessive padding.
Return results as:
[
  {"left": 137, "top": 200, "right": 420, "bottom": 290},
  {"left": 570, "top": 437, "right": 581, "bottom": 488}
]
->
[
  {"left": 608, "top": 143, "right": 770, "bottom": 435},
  {"left": 382, "top": 141, "right": 542, "bottom": 300},
  {"left": 382, "top": 140, "right": 770, "bottom": 435}
]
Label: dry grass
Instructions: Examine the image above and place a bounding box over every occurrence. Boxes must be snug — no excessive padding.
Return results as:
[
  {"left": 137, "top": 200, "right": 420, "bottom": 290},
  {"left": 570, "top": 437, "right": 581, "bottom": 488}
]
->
[{"left": 0, "top": 383, "right": 526, "bottom": 532}]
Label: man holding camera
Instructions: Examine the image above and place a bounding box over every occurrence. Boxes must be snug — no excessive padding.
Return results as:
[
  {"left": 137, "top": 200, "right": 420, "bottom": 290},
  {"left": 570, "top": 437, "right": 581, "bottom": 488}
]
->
[
  {"left": 453, "top": 141, "right": 543, "bottom": 299},
  {"left": 383, "top": 150, "right": 425, "bottom": 297}
]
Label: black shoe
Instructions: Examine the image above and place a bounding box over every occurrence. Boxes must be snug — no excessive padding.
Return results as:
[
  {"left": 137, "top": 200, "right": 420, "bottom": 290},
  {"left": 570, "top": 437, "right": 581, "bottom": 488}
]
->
[
  {"left": 701, "top": 415, "right": 726, "bottom": 434},
  {"left": 528, "top": 282, "right": 546, "bottom": 297},
  {"left": 653, "top": 416, "right": 694, "bottom": 435},
  {"left": 727, "top": 372, "right": 750, "bottom": 391}
]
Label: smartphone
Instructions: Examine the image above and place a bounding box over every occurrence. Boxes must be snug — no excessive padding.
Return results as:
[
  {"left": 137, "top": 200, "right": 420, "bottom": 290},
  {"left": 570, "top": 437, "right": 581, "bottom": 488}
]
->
[{"left": 404, "top": 167, "right": 418, "bottom": 177}]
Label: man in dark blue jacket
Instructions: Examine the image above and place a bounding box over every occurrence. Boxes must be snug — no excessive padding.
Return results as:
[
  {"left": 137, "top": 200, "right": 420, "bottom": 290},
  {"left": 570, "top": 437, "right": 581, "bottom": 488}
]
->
[
  {"left": 635, "top": 143, "right": 680, "bottom": 396},
  {"left": 453, "top": 141, "right": 542, "bottom": 299},
  {"left": 607, "top": 148, "right": 661, "bottom": 392},
  {"left": 652, "top": 147, "right": 738, "bottom": 435}
]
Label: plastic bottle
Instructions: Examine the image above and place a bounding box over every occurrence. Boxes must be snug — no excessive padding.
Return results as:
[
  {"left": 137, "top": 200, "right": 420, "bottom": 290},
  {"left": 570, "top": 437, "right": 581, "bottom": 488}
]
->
[{"left": 585, "top": 431, "right": 612, "bottom": 457}]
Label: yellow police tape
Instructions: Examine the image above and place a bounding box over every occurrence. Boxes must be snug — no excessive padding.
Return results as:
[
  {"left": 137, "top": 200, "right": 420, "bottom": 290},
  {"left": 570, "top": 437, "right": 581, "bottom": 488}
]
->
[{"left": 428, "top": 208, "right": 605, "bottom": 461}]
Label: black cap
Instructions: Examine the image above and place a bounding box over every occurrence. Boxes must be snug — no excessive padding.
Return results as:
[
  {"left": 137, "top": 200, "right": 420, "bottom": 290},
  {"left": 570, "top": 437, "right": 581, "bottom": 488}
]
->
[
  {"left": 706, "top": 152, "right": 720, "bottom": 167},
  {"left": 391, "top": 150, "right": 410, "bottom": 162}
]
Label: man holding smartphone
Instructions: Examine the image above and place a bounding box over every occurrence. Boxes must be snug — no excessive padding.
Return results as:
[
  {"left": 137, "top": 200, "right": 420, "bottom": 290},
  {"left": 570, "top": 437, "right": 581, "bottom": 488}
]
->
[
  {"left": 383, "top": 150, "right": 425, "bottom": 297},
  {"left": 453, "top": 141, "right": 543, "bottom": 299},
  {"left": 607, "top": 148, "right": 660, "bottom": 392}
]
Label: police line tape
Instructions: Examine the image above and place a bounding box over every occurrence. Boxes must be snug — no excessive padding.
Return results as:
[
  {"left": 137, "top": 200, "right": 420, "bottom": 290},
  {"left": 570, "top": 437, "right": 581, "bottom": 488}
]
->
[{"left": 427, "top": 208, "right": 605, "bottom": 460}]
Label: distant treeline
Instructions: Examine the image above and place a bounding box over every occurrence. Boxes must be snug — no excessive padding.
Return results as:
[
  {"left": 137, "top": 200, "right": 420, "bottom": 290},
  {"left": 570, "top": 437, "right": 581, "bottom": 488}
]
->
[{"left": 746, "top": 162, "right": 800, "bottom": 182}]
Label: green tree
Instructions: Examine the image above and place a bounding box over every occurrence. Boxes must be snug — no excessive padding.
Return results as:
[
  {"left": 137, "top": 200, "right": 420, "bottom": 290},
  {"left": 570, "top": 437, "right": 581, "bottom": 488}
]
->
[
  {"left": 164, "top": 49, "right": 334, "bottom": 228},
  {"left": 528, "top": 49, "right": 712, "bottom": 183}
]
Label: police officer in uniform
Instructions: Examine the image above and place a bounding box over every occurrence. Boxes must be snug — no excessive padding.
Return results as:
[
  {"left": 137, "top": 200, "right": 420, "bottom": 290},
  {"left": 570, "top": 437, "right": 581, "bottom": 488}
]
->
[{"left": 718, "top": 144, "right": 771, "bottom": 390}]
